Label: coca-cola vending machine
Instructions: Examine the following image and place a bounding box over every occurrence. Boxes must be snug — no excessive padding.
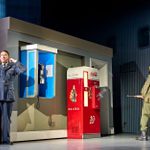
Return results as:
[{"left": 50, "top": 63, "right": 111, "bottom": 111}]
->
[{"left": 67, "top": 66, "right": 101, "bottom": 138}]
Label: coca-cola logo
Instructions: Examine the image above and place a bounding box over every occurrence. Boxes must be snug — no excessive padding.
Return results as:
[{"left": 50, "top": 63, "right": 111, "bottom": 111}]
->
[{"left": 90, "top": 72, "right": 97, "bottom": 77}]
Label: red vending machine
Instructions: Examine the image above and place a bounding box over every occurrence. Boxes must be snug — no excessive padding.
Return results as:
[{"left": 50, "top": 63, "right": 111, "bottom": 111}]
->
[{"left": 67, "top": 66, "right": 101, "bottom": 138}]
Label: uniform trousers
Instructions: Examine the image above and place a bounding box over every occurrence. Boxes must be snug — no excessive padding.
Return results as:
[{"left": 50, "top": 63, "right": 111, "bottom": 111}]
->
[
  {"left": 140, "top": 102, "right": 150, "bottom": 131},
  {"left": 0, "top": 101, "right": 13, "bottom": 144}
]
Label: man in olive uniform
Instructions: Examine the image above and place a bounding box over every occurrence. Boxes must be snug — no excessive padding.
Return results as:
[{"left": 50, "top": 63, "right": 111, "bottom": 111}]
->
[
  {"left": 136, "top": 66, "right": 150, "bottom": 141},
  {"left": 0, "top": 50, "right": 26, "bottom": 144}
]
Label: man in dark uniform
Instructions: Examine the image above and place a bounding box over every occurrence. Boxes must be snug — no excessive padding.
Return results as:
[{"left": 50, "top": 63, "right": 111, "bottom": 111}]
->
[
  {"left": 0, "top": 50, "right": 26, "bottom": 144},
  {"left": 136, "top": 66, "right": 150, "bottom": 141}
]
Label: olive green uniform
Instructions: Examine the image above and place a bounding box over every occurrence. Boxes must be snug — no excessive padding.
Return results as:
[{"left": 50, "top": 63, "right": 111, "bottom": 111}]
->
[{"left": 140, "top": 74, "right": 150, "bottom": 132}]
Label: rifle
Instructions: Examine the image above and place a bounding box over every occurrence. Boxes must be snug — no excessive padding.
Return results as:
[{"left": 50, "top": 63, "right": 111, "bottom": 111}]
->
[{"left": 126, "top": 95, "right": 143, "bottom": 99}]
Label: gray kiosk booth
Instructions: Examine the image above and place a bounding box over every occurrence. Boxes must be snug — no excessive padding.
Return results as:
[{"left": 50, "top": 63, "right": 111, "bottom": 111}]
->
[{"left": 0, "top": 17, "right": 114, "bottom": 142}]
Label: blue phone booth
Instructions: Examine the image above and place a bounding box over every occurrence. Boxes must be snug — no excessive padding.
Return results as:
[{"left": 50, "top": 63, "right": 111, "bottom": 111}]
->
[{"left": 20, "top": 44, "right": 57, "bottom": 99}]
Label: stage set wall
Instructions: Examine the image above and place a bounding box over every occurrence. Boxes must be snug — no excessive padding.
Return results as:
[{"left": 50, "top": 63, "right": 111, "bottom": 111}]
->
[{"left": 0, "top": 17, "right": 113, "bottom": 142}]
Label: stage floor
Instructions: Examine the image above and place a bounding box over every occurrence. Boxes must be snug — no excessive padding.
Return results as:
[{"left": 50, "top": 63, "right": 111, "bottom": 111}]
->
[{"left": 0, "top": 134, "right": 150, "bottom": 150}]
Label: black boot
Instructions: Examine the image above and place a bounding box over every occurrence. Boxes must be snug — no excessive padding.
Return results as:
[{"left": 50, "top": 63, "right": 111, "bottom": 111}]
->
[{"left": 136, "top": 131, "right": 148, "bottom": 141}]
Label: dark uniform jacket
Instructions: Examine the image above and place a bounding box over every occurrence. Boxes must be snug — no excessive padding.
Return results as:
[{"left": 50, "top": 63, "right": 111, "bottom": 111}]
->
[{"left": 0, "top": 61, "right": 26, "bottom": 102}]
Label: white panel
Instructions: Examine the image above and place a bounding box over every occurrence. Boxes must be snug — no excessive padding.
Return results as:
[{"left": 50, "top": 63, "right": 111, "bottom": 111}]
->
[
  {"left": 67, "top": 66, "right": 99, "bottom": 80},
  {"left": 99, "top": 64, "right": 108, "bottom": 87},
  {"left": 84, "top": 91, "right": 88, "bottom": 107},
  {"left": 21, "top": 44, "right": 57, "bottom": 53},
  {"left": 11, "top": 130, "right": 67, "bottom": 142},
  {"left": 83, "top": 71, "right": 88, "bottom": 87}
]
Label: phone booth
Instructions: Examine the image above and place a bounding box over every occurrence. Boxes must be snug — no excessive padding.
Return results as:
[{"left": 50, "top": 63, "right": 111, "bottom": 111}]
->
[
  {"left": 19, "top": 44, "right": 57, "bottom": 99},
  {"left": 67, "top": 66, "right": 101, "bottom": 138}
]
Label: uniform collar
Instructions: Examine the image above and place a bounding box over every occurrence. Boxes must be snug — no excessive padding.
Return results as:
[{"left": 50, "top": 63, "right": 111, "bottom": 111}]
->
[
  {"left": 0, "top": 62, "right": 13, "bottom": 70},
  {"left": 2, "top": 62, "right": 8, "bottom": 67}
]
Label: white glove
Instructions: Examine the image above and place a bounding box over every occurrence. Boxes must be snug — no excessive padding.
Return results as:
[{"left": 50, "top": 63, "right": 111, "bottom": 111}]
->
[{"left": 9, "top": 58, "right": 17, "bottom": 63}]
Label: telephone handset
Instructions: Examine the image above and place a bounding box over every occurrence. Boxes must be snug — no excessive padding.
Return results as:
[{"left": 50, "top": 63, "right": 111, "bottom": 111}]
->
[{"left": 38, "top": 64, "right": 45, "bottom": 84}]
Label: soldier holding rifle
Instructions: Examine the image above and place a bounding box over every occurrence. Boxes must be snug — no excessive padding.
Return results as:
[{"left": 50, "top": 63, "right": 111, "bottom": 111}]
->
[{"left": 130, "top": 66, "right": 150, "bottom": 141}]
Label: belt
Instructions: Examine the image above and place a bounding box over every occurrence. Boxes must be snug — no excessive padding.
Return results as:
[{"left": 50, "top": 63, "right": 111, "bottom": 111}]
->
[
  {"left": 0, "top": 81, "right": 13, "bottom": 86},
  {"left": 145, "top": 98, "right": 150, "bottom": 103}
]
